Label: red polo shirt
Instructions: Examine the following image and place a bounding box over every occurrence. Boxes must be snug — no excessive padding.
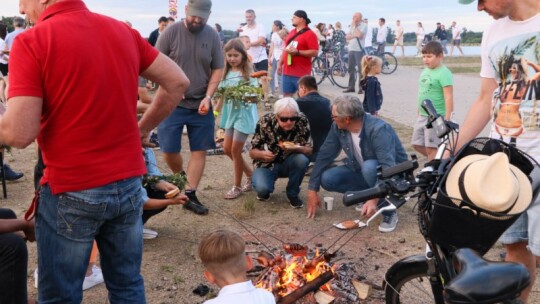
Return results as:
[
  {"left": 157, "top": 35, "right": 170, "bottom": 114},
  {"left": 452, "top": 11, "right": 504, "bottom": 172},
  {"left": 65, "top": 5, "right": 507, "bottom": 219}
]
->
[
  {"left": 8, "top": 0, "right": 158, "bottom": 193},
  {"left": 282, "top": 27, "right": 319, "bottom": 77}
]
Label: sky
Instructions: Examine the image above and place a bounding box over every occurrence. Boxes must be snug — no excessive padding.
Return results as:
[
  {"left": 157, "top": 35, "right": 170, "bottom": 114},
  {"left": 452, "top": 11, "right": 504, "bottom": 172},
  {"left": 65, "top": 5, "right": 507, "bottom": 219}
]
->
[{"left": 3, "top": 0, "right": 493, "bottom": 37}]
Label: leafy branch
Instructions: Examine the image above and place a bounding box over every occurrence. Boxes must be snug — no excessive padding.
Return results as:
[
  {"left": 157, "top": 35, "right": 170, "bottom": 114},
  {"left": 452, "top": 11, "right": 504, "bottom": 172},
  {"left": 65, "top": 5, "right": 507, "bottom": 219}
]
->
[
  {"left": 143, "top": 172, "right": 187, "bottom": 190},
  {"left": 215, "top": 83, "right": 263, "bottom": 104}
]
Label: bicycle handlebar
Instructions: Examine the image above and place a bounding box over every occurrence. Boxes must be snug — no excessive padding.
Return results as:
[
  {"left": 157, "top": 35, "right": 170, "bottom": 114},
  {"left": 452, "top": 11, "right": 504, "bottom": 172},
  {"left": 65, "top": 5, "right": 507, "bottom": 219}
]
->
[{"left": 343, "top": 184, "right": 391, "bottom": 206}]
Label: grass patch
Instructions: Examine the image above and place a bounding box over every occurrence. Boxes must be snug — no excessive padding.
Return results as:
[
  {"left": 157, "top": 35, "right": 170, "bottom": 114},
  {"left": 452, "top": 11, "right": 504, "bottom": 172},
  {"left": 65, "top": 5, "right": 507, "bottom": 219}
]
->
[
  {"left": 448, "top": 66, "right": 480, "bottom": 74},
  {"left": 160, "top": 265, "right": 174, "bottom": 273},
  {"left": 398, "top": 56, "right": 481, "bottom": 73},
  {"left": 243, "top": 197, "right": 256, "bottom": 214},
  {"left": 173, "top": 274, "right": 184, "bottom": 285}
]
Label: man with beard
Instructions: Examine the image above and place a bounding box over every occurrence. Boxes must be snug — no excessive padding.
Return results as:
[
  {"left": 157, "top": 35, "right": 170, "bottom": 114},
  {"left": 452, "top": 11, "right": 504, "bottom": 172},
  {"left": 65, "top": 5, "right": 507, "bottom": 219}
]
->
[
  {"left": 456, "top": 0, "right": 540, "bottom": 302},
  {"left": 277, "top": 10, "right": 318, "bottom": 97},
  {"left": 156, "top": 0, "right": 224, "bottom": 215},
  {"left": 238, "top": 9, "right": 268, "bottom": 71}
]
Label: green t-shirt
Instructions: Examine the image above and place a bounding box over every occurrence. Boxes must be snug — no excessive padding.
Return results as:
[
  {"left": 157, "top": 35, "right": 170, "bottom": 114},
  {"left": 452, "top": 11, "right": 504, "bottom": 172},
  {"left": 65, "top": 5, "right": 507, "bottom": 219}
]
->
[{"left": 417, "top": 65, "right": 453, "bottom": 116}]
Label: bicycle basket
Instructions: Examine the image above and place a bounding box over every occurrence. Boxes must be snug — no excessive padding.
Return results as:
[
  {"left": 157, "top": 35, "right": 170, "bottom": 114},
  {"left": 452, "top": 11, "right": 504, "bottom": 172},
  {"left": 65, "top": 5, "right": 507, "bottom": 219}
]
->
[{"left": 428, "top": 137, "right": 540, "bottom": 255}]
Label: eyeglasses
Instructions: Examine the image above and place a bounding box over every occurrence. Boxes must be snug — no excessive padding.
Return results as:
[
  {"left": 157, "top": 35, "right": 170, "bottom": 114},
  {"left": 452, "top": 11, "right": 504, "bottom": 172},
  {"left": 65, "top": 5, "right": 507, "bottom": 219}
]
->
[{"left": 278, "top": 116, "right": 300, "bottom": 122}]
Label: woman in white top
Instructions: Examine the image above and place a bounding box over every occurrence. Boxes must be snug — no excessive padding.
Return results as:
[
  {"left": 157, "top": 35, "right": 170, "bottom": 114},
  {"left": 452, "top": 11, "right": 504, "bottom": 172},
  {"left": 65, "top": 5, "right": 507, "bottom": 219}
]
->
[
  {"left": 268, "top": 20, "right": 286, "bottom": 96},
  {"left": 416, "top": 22, "right": 425, "bottom": 56}
]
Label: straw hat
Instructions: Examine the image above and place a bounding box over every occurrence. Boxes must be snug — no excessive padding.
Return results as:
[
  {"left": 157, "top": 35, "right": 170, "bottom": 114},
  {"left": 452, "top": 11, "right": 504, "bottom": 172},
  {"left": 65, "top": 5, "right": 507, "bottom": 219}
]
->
[{"left": 445, "top": 152, "right": 532, "bottom": 215}]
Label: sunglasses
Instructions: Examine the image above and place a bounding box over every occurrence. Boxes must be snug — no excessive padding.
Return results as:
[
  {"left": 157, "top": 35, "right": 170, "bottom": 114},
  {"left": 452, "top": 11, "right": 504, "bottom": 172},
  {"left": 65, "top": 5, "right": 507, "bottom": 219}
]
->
[{"left": 278, "top": 116, "right": 300, "bottom": 123}]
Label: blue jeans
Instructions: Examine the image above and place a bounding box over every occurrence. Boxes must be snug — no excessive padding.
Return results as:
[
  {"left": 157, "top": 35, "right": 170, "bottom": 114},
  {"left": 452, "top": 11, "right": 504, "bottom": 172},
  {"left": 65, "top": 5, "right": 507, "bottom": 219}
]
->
[
  {"left": 321, "top": 160, "right": 395, "bottom": 215},
  {"left": 36, "top": 177, "right": 146, "bottom": 303},
  {"left": 270, "top": 58, "right": 281, "bottom": 95},
  {"left": 253, "top": 154, "right": 309, "bottom": 199}
]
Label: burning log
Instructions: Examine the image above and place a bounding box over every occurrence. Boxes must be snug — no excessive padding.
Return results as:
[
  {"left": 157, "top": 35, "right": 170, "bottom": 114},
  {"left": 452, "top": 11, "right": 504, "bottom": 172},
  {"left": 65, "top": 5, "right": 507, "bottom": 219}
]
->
[{"left": 277, "top": 271, "right": 334, "bottom": 304}]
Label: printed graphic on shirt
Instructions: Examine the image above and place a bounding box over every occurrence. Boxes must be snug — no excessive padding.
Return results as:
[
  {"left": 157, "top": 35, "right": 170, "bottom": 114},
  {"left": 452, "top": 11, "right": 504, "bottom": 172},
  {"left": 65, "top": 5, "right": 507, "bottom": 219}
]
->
[{"left": 488, "top": 32, "right": 540, "bottom": 157}]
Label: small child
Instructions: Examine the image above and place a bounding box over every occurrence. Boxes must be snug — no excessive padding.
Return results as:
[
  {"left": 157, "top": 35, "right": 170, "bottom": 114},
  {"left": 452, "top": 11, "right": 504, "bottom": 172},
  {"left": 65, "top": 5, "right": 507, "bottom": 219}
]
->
[
  {"left": 141, "top": 147, "right": 192, "bottom": 239},
  {"left": 239, "top": 35, "right": 253, "bottom": 63},
  {"left": 360, "top": 56, "right": 383, "bottom": 116},
  {"left": 214, "top": 39, "right": 259, "bottom": 199},
  {"left": 411, "top": 41, "right": 454, "bottom": 160},
  {"left": 198, "top": 230, "right": 275, "bottom": 304}
]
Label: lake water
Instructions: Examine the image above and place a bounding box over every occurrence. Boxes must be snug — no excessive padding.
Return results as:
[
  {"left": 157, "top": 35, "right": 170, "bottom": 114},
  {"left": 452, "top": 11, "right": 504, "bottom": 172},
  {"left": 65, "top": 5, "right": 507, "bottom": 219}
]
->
[{"left": 380, "top": 45, "right": 481, "bottom": 57}]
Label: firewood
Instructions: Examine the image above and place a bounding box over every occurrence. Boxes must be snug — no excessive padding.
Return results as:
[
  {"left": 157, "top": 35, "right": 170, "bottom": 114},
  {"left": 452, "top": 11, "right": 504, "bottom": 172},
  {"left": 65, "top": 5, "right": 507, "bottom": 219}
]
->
[
  {"left": 352, "top": 279, "right": 372, "bottom": 300},
  {"left": 314, "top": 291, "right": 335, "bottom": 304},
  {"left": 278, "top": 271, "right": 334, "bottom": 304}
]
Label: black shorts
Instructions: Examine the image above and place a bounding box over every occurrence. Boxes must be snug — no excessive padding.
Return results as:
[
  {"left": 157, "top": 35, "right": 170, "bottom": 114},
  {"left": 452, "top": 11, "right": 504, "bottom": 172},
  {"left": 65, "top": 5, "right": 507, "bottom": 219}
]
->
[{"left": 0, "top": 63, "right": 7, "bottom": 77}]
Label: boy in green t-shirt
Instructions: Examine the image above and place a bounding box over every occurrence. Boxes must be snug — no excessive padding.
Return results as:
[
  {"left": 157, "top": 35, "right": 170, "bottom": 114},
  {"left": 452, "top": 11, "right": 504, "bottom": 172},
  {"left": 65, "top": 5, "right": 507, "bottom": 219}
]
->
[{"left": 411, "top": 41, "right": 454, "bottom": 160}]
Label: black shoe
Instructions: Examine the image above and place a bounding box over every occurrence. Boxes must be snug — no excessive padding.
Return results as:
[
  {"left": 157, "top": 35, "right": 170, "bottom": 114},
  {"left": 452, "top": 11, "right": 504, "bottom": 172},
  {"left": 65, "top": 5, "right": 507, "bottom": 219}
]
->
[
  {"left": 256, "top": 193, "right": 270, "bottom": 201},
  {"left": 342, "top": 89, "right": 355, "bottom": 93},
  {"left": 183, "top": 192, "right": 209, "bottom": 215},
  {"left": 288, "top": 197, "right": 304, "bottom": 209},
  {"left": 2, "top": 164, "right": 24, "bottom": 181}
]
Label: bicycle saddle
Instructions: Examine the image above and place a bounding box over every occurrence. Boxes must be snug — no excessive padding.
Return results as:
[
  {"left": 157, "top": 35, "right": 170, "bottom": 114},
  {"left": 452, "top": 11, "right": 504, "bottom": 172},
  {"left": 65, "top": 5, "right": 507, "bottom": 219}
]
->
[{"left": 444, "top": 248, "right": 530, "bottom": 304}]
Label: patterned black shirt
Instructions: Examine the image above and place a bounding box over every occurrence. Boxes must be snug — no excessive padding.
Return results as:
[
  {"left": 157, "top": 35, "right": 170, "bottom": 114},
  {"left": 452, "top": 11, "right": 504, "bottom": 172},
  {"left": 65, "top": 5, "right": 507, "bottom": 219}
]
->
[{"left": 251, "top": 113, "right": 312, "bottom": 168}]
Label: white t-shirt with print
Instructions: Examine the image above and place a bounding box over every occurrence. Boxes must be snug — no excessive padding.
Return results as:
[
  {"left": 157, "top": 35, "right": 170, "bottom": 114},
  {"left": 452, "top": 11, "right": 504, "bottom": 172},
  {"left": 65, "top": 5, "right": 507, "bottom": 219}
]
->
[{"left": 480, "top": 13, "right": 540, "bottom": 159}]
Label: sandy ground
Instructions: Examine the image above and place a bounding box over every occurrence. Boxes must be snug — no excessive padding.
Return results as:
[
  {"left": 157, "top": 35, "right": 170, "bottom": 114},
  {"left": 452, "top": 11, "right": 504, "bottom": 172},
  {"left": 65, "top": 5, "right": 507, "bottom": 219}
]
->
[{"left": 2, "top": 62, "right": 538, "bottom": 303}]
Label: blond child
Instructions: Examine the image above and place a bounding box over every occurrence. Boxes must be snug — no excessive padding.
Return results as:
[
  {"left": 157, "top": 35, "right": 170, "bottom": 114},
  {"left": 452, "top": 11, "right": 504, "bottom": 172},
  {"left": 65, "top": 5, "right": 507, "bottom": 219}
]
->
[
  {"left": 199, "top": 230, "right": 275, "bottom": 304},
  {"left": 360, "top": 56, "right": 383, "bottom": 115},
  {"left": 411, "top": 41, "right": 454, "bottom": 160}
]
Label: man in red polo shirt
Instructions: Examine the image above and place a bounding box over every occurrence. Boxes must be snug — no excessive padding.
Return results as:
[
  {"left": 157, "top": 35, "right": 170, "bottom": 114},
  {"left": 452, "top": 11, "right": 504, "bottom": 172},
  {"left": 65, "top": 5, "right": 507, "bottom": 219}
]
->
[
  {"left": 277, "top": 10, "right": 319, "bottom": 97},
  {"left": 0, "top": 0, "right": 189, "bottom": 302}
]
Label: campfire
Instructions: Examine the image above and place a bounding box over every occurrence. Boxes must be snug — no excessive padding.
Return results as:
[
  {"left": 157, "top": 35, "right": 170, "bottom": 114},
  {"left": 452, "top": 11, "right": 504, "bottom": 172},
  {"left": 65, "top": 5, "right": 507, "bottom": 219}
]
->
[{"left": 253, "top": 243, "right": 348, "bottom": 303}]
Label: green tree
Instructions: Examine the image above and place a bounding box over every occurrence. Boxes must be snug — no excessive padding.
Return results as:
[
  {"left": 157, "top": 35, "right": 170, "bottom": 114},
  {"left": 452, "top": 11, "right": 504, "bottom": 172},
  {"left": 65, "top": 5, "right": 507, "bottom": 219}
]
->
[{"left": 1, "top": 17, "right": 15, "bottom": 32}]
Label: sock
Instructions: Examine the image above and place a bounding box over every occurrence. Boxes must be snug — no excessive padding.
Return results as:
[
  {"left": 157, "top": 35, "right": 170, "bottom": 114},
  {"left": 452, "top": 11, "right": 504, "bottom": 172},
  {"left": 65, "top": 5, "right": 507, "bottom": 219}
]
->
[{"left": 185, "top": 189, "right": 196, "bottom": 197}]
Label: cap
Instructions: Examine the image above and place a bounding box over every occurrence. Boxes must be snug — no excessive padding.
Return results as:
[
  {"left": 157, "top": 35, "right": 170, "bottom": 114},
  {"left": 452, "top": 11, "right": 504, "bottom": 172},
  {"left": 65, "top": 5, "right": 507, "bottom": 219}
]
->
[
  {"left": 458, "top": 0, "right": 475, "bottom": 4},
  {"left": 294, "top": 10, "right": 311, "bottom": 25},
  {"left": 187, "top": 0, "right": 212, "bottom": 19}
]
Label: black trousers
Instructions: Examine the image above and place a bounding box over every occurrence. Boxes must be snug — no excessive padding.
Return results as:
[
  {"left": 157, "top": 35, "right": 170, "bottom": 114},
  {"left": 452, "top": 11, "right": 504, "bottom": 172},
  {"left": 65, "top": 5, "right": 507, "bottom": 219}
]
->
[
  {"left": 0, "top": 208, "right": 28, "bottom": 304},
  {"left": 142, "top": 187, "right": 167, "bottom": 225}
]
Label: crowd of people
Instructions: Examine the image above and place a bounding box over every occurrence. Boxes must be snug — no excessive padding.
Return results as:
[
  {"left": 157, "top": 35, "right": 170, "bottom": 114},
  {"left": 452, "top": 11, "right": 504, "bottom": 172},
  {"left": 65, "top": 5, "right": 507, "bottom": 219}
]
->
[{"left": 0, "top": 0, "right": 539, "bottom": 303}]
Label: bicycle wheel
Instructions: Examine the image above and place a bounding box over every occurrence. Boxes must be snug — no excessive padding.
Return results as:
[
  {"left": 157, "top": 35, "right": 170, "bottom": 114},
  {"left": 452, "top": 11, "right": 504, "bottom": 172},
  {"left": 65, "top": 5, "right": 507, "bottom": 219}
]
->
[
  {"left": 330, "top": 61, "right": 349, "bottom": 89},
  {"left": 311, "top": 57, "right": 326, "bottom": 85},
  {"left": 385, "top": 259, "right": 441, "bottom": 304},
  {"left": 381, "top": 52, "right": 398, "bottom": 75}
]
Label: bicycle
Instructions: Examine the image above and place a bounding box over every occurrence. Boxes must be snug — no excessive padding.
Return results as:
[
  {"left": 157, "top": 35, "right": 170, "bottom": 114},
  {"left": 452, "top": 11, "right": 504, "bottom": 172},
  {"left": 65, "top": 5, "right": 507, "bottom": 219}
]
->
[
  {"left": 311, "top": 47, "right": 349, "bottom": 89},
  {"left": 362, "top": 44, "right": 398, "bottom": 75},
  {"left": 343, "top": 99, "right": 540, "bottom": 304}
]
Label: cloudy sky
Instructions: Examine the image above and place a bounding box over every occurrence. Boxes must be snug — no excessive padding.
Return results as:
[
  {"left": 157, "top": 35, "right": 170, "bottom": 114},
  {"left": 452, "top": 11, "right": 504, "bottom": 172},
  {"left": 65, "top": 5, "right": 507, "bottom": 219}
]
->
[{"left": 3, "top": 0, "right": 492, "bottom": 37}]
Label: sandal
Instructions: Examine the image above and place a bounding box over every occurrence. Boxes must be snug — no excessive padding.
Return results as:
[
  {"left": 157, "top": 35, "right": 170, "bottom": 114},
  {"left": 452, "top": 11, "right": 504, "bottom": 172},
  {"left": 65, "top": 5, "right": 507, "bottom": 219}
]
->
[
  {"left": 241, "top": 177, "right": 253, "bottom": 192},
  {"left": 224, "top": 186, "right": 242, "bottom": 199}
]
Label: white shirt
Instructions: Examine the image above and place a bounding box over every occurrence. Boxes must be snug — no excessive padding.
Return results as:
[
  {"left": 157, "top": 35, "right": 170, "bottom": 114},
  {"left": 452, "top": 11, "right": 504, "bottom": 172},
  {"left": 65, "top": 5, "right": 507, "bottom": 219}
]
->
[
  {"left": 377, "top": 24, "right": 388, "bottom": 43},
  {"left": 416, "top": 27, "right": 425, "bottom": 40},
  {"left": 0, "top": 38, "right": 7, "bottom": 65},
  {"left": 365, "top": 26, "right": 373, "bottom": 47},
  {"left": 351, "top": 131, "right": 364, "bottom": 165},
  {"left": 452, "top": 25, "right": 461, "bottom": 40},
  {"left": 204, "top": 281, "right": 276, "bottom": 304},
  {"left": 270, "top": 32, "right": 284, "bottom": 61},
  {"left": 241, "top": 23, "right": 268, "bottom": 63}
]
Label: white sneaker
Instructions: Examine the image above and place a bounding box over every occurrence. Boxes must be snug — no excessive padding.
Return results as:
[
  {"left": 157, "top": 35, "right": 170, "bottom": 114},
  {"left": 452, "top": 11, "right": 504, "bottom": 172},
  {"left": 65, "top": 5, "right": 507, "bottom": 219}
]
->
[
  {"left": 143, "top": 227, "right": 158, "bottom": 239},
  {"left": 83, "top": 265, "right": 104, "bottom": 290},
  {"left": 33, "top": 268, "right": 38, "bottom": 288},
  {"left": 34, "top": 266, "right": 105, "bottom": 290}
]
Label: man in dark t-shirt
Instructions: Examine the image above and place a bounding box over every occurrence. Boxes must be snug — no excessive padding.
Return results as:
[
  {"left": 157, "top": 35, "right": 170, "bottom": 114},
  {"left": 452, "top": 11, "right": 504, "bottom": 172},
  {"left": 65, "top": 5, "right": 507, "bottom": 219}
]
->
[{"left": 296, "top": 76, "right": 332, "bottom": 162}]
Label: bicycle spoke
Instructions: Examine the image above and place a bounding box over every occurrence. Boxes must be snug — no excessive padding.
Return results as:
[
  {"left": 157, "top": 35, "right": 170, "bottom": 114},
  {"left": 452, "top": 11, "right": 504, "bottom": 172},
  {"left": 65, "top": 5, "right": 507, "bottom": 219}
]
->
[{"left": 385, "top": 275, "right": 435, "bottom": 303}]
